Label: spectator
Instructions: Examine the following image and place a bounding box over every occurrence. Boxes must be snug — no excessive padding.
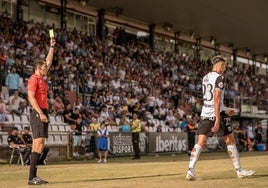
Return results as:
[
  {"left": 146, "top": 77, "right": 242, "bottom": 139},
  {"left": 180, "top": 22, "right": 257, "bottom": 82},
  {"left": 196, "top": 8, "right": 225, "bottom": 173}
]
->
[
  {"left": 8, "top": 90, "right": 27, "bottom": 115},
  {"left": 18, "top": 79, "right": 28, "bottom": 100},
  {"left": 156, "top": 125, "right": 162, "bottom": 132},
  {"left": 63, "top": 103, "right": 76, "bottom": 124},
  {"left": 88, "top": 117, "right": 99, "bottom": 156},
  {"left": 5, "top": 66, "right": 20, "bottom": 96},
  {"left": 71, "top": 117, "right": 83, "bottom": 157},
  {"left": 0, "top": 97, "right": 9, "bottom": 122},
  {"left": 74, "top": 97, "right": 83, "bottom": 110},
  {"left": 119, "top": 115, "right": 131, "bottom": 132},
  {"left": 179, "top": 116, "right": 188, "bottom": 132},
  {"left": 80, "top": 105, "right": 92, "bottom": 126},
  {"left": 53, "top": 96, "right": 65, "bottom": 116},
  {"left": 246, "top": 122, "right": 255, "bottom": 151},
  {"left": 97, "top": 121, "right": 109, "bottom": 163},
  {"left": 255, "top": 122, "right": 264, "bottom": 144},
  {"left": 7, "top": 127, "right": 31, "bottom": 165},
  {"left": 130, "top": 113, "right": 141, "bottom": 160},
  {"left": 99, "top": 105, "right": 109, "bottom": 123},
  {"left": 88, "top": 117, "right": 100, "bottom": 131}
]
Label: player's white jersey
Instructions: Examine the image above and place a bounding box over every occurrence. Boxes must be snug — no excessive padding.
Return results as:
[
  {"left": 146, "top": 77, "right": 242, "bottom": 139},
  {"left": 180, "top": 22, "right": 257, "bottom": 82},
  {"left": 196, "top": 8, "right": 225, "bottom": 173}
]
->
[{"left": 201, "top": 71, "right": 225, "bottom": 117}]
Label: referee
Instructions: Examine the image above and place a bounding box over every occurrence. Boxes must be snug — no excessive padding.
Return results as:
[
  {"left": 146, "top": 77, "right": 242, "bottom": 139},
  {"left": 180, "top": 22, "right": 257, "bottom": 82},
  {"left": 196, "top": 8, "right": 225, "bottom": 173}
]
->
[{"left": 27, "top": 37, "right": 55, "bottom": 185}]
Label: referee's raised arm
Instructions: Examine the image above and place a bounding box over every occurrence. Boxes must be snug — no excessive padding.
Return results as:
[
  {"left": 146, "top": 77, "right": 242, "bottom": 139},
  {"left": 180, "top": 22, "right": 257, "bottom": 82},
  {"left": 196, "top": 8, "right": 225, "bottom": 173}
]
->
[{"left": 45, "top": 38, "right": 56, "bottom": 70}]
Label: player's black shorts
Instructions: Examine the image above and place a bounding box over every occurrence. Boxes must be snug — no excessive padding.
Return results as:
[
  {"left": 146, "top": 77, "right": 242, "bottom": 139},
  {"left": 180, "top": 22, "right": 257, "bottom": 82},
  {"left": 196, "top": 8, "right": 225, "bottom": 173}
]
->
[
  {"left": 197, "top": 111, "right": 232, "bottom": 137},
  {"left": 30, "top": 109, "right": 49, "bottom": 139}
]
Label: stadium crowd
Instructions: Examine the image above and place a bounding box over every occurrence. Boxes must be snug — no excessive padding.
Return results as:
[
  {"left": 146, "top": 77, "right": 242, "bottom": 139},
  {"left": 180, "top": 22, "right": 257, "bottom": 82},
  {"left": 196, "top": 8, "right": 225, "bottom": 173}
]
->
[{"left": 0, "top": 15, "right": 267, "bottom": 146}]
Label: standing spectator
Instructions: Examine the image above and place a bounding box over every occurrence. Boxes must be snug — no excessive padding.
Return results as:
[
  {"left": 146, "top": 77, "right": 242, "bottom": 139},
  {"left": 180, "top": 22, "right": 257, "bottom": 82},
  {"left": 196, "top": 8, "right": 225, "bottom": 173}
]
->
[
  {"left": 71, "top": 117, "right": 83, "bottom": 157},
  {"left": 97, "top": 121, "right": 109, "bottom": 163},
  {"left": 255, "top": 122, "right": 264, "bottom": 144},
  {"left": 131, "top": 113, "right": 141, "bottom": 160},
  {"left": 27, "top": 37, "right": 55, "bottom": 185},
  {"left": 186, "top": 119, "right": 197, "bottom": 155},
  {"left": 246, "top": 122, "right": 255, "bottom": 151},
  {"left": 5, "top": 66, "right": 21, "bottom": 96},
  {"left": 88, "top": 117, "right": 100, "bottom": 156}
]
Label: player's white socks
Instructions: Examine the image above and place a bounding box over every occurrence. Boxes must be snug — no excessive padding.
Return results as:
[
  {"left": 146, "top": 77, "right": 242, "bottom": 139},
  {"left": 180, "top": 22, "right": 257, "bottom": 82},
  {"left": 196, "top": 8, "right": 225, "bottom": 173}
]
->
[
  {"left": 227, "top": 144, "right": 241, "bottom": 171},
  {"left": 188, "top": 144, "right": 202, "bottom": 170}
]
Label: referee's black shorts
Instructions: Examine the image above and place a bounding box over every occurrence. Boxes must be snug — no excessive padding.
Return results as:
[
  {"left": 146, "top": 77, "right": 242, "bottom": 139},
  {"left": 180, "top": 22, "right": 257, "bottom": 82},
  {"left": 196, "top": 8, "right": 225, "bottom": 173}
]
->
[{"left": 30, "top": 109, "right": 49, "bottom": 139}]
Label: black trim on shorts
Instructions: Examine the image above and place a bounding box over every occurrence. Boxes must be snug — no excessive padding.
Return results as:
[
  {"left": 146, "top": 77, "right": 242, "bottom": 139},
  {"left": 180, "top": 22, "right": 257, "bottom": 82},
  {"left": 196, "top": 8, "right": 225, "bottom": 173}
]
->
[{"left": 30, "top": 109, "right": 49, "bottom": 139}]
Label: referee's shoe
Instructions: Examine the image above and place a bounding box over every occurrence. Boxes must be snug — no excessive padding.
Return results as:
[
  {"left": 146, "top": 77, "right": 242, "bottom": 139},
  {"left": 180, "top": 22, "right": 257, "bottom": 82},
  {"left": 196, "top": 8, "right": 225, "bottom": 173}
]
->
[{"left": 28, "top": 177, "right": 48, "bottom": 185}]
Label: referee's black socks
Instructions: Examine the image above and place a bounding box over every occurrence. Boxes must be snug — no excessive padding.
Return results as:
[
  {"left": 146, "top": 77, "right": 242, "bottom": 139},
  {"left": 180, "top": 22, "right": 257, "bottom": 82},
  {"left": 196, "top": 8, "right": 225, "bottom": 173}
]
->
[{"left": 29, "top": 152, "right": 41, "bottom": 181}]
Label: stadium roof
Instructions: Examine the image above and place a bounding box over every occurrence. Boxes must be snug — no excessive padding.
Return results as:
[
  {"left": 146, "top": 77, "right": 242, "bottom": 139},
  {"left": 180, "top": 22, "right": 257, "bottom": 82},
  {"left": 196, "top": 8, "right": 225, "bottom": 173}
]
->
[{"left": 87, "top": 0, "right": 268, "bottom": 58}]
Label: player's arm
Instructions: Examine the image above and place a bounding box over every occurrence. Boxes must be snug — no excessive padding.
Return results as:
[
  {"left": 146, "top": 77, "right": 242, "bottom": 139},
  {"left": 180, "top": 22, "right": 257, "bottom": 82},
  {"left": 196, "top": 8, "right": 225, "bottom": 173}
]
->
[
  {"left": 45, "top": 38, "right": 56, "bottom": 70},
  {"left": 211, "top": 89, "right": 221, "bottom": 133}
]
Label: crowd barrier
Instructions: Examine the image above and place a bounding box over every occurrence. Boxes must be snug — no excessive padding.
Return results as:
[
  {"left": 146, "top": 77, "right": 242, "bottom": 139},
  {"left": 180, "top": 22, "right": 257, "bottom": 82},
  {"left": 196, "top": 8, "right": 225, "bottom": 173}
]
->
[{"left": 0, "top": 131, "right": 221, "bottom": 161}]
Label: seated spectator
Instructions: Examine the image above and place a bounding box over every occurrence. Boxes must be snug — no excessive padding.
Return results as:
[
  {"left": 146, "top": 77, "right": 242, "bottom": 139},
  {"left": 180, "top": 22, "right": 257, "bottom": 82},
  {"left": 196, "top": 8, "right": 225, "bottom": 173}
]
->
[
  {"left": 0, "top": 97, "right": 9, "bottom": 122},
  {"left": 107, "top": 106, "right": 117, "bottom": 126},
  {"left": 63, "top": 104, "right": 76, "bottom": 124},
  {"left": 8, "top": 90, "right": 27, "bottom": 115},
  {"left": 165, "top": 111, "right": 176, "bottom": 129},
  {"left": 80, "top": 106, "right": 92, "bottom": 126},
  {"left": 53, "top": 96, "right": 65, "bottom": 115},
  {"left": 62, "top": 94, "right": 71, "bottom": 107},
  {"left": 82, "top": 96, "right": 92, "bottom": 112},
  {"left": 7, "top": 127, "right": 31, "bottom": 165},
  {"left": 18, "top": 79, "right": 28, "bottom": 100},
  {"left": 99, "top": 106, "right": 109, "bottom": 123},
  {"left": 156, "top": 125, "right": 162, "bottom": 132},
  {"left": 119, "top": 115, "right": 131, "bottom": 132},
  {"left": 21, "top": 126, "right": 49, "bottom": 165},
  {"left": 74, "top": 97, "right": 83, "bottom": 110},
  {"left": 0, "top": 90, "right": 9, "bottom": 104},
  {"left": 70, "top": 107, "right": 81, "bottom": 124},
  {"left": 179, "top": 116, "right": 188, "bottom": 132}
]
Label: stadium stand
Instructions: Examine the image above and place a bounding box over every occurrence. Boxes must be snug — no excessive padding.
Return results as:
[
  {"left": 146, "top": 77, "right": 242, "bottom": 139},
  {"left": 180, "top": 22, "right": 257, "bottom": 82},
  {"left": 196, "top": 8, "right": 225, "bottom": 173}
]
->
[{"left": 0, "top": 1, "right": 267, "bottom": 161}]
